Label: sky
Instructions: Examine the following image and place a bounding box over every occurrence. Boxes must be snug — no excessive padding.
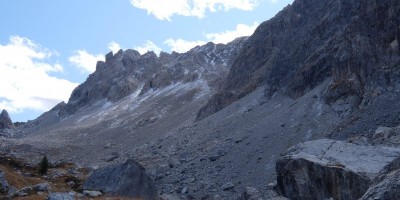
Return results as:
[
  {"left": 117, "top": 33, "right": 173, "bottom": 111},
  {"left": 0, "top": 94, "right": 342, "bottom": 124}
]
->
[{"left": 0, "top": 0, "right": 293, "bottom": 122}]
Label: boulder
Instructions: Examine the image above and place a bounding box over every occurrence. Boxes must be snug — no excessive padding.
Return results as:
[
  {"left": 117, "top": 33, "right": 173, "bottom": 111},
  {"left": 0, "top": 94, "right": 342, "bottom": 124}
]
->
[
  {"left": 221, "top": 181, "right": 235, "bottom": 191},
  {"left": 361, "top": 156, "right": 400, "bottom": 200},
  {"left": 238, "top": 187, "right": 263, "bottom": 200},
  {"left": 371, "top": 126, "right": 400, "bottom": 147},
  {"left": 82, "top": 159, "right": 158, "bottom": 199},
  {"left": 0, "top": 109, "right": 13, "bottom": 129},
  {"left": 33, "top": 182, "right": 50, "bottom": 192},
  {"left": 0, "top": 170, "right": 9, "bottom": 193},
  {"left": 276, "top": 139, "right": 400, "bottom": 200},
  {"left": 47, "top": 192, "right": 75, "bottom": 200},
  {"left": 83, "top": 190, "right": 102, "bottom": 197}
]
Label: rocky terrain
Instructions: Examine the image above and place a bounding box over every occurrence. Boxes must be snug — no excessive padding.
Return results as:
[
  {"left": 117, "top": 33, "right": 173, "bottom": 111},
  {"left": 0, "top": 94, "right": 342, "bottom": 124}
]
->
[{"left": 1, "top": 0, "right": 400, "bottom": 199}]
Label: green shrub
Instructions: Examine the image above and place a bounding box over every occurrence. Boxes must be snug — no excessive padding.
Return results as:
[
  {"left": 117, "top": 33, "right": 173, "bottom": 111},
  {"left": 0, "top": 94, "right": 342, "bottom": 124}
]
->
[{"left": 39, "top": 156, "right": 49, "bottom": 175}]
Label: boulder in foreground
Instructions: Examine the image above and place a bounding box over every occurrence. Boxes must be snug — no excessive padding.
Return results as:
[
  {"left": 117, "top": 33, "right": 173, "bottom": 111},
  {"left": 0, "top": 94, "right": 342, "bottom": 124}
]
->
[
  {"left": 82, "top": 159, "right": 158, "bottom": 200},
  {"left": 276, "top": 139, "right": 400, "bottom": 200}
]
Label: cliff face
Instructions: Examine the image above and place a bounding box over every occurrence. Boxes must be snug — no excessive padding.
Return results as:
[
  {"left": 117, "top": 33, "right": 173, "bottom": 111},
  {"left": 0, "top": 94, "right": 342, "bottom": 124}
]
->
[{"left": 198, "top": 0, "right": 400, "bottom": 120}]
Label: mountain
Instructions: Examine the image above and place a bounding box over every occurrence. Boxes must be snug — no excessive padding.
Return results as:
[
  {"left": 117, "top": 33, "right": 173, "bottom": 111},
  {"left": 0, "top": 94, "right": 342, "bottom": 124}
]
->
[
  {"left": 8, "top": 37, "right": 247, "bottom": 139},
  {"left": 1, "top": 0, "right": 400, "bottom": 199},
  {"left": 64, "top": 37, "right": 247, "bottom": 117},
  {"left": 197, "top": 0, "right": 400, "bottom": 120}
]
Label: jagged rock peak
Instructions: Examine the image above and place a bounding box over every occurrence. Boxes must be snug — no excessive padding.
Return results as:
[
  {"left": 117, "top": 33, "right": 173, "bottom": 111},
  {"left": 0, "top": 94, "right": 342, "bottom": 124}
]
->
[
  {"left": 62, "top": 37, "right": 248, "bottom": 116},
  {"left": 0, "top": 109, "right": 13, "bottom": 129}
]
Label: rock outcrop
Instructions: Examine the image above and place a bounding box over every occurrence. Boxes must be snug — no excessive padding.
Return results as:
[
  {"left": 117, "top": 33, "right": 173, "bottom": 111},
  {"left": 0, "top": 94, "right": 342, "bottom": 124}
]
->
[
  {"left": 82, "top": 159, "right": 158, "bottom": 199},
  {"left": 361, "top": 156, "right": 400, "bottom": 200},
  {"left": 276, "top": 139, "right": 400, "bottom": 200},
  {"left": 198, "top": 0, "right": 400, "bottom": 120},
  {"left": 0, "top": 109, "right": 13, "bottom": 129},
  {"left": 371, "top": 126, "right": 400, "bottom": 147}
]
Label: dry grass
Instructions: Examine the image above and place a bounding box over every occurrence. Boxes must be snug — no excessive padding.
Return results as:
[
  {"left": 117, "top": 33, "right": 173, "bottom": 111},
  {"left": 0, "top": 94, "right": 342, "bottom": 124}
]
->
[
  {"left": 0, "top": 156, "right": 144, "bottom": 199},
  {"left": 0, "top": 155, "right": 89, "bottom": 199},
  {"left": 0, "top": 164, "right": 42, "bottom": 189}
]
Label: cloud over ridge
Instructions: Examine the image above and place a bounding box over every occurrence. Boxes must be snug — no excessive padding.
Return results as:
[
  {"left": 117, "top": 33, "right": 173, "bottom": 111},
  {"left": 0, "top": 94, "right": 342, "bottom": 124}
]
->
[
  {"left": 130, "top": 0, "right": 261, "bottom": 20},
  {"left": 0, "top": 36, "right": 78, "bottom": 115}
]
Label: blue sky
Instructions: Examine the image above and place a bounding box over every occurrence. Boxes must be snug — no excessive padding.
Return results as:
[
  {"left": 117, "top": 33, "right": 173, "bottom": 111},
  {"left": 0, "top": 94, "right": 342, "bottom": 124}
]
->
[{"left": 0, "top": 0, "right": 293, "bottom": 122}]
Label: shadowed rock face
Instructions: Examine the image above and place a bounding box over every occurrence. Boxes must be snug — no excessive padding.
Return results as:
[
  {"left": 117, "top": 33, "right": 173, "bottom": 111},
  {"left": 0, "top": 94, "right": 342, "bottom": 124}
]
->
[
  {"left": 361, "top": 156, "right": 400, "bottom": 200},
  {"left": 197, "top": 0, "right": 400, "bottom": 120},
  {"left": 276, "top": 139, "right": 400, "bottom": 200},
  {"left": 0, "top": 110, "right": 13, "bottom": 129},
  {"left": 82, "top": 159, "right": 157, "bottom": 199}
]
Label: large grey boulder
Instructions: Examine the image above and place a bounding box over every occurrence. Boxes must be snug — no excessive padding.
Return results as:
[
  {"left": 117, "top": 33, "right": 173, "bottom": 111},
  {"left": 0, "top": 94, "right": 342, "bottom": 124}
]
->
[
  {"left": 276, "top": 139, "right": 400, "bottom": 200},
  {"left": 82, "top": 159, "right": 158, "bottom": 199},
  {"left": 0, "top": 109, "right": 13, "bottom": 129},
  {"left": 361, "top": 156, "right": 400, "bottom": 200}
]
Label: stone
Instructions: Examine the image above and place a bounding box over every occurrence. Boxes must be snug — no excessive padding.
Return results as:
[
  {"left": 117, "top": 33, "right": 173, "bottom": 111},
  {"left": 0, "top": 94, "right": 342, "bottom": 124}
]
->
[
  {"left": 33, "top": 182, "right": 50, "bottom": 192},
  {"left": 7, "top": 186, "right": 17, "bottom": 195},
  {"left": 371, "top": 126, "right": 400, "bottom": 147},
  {"left": 238, "top": 187, "right": 263, "bottom": 200},
  {"left": 264, "top": 190, "right": 288, "bottom": 200},
  {"left": 0, "top": 109, "right": 13, "bottom": 129},
  {"left": 155, "top": 164, "right": 170, "bottom": 180},
  {"left": 83, "top": 190, "right": 102, "bottom": 197},
  {"left": 160, "top": 194, "right": 181, "bottom": 200},
  {"left": 104, "top": 152, "right": 119, "bottom": 162},
  {"left": 361, "top": 156, "right": 400, "bottom": 200},
  {"left": 373, "top": 126, "right": 393, "bottom": 142},
  {"left": 47, "top": 192, "right": 75, "bottom": 200},
  {"left": 180, "top": 186, "right": 188, "bottom": 194},
  {"left": 82, "top": 159, "right": 158, "bottom": 199},
  {"left": 276, "top": 139, "right": 400, "bottom": 200},
  {"left": 104, "top": 143, "right": 113, "bottom": 149},
  {"left": 0, "top": 170, "right": 9, "bottom": 193},
  {"left": 267, "top": 181, "right": 277, "bottom": 189},
  {"left": 182, "top": 177, "right": 195, "bottom": 184},
  {"left": 221, "top": 181, "right": 235, "bottom": 191},
  {"left": 16, "top": 186, "right": 33, "bottom": 195}
]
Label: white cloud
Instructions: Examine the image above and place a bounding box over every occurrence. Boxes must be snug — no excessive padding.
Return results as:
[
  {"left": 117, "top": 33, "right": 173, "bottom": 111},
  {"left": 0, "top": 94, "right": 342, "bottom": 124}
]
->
[
  {"left": 206, "top": 22, "right": 259, "bottom": 44},
  {"left": 135, "top": 40, "right": 162, "bottom": 55},
  {"left": 130, "top": 0, "right": 261, "bottom": 20},
  {"left": 164, "top": 22, "right": 258, "bottom": 52},
  {"left": 164, "top": 38, "right": 206, "bottom": 53},
  {"left": 0, "top": 36, "right": 78, "bottom": 115},
  {"left": 108, "top": 41, "right": 121, "bottom": 53},
  {"left": 69, "top": 50, "right": 104, "bottom": 73}
]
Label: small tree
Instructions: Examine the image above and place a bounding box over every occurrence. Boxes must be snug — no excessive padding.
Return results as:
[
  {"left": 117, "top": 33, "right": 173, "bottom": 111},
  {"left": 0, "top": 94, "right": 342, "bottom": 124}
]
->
[{"left": 39, "top": 156, "right": 49, "bottom": 175}]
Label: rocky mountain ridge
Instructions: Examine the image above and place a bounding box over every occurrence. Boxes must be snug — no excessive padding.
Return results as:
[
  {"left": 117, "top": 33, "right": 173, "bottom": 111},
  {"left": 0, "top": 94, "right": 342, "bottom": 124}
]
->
[{"left": 63, "top": 37, "right": 247, "bottom": 117}]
